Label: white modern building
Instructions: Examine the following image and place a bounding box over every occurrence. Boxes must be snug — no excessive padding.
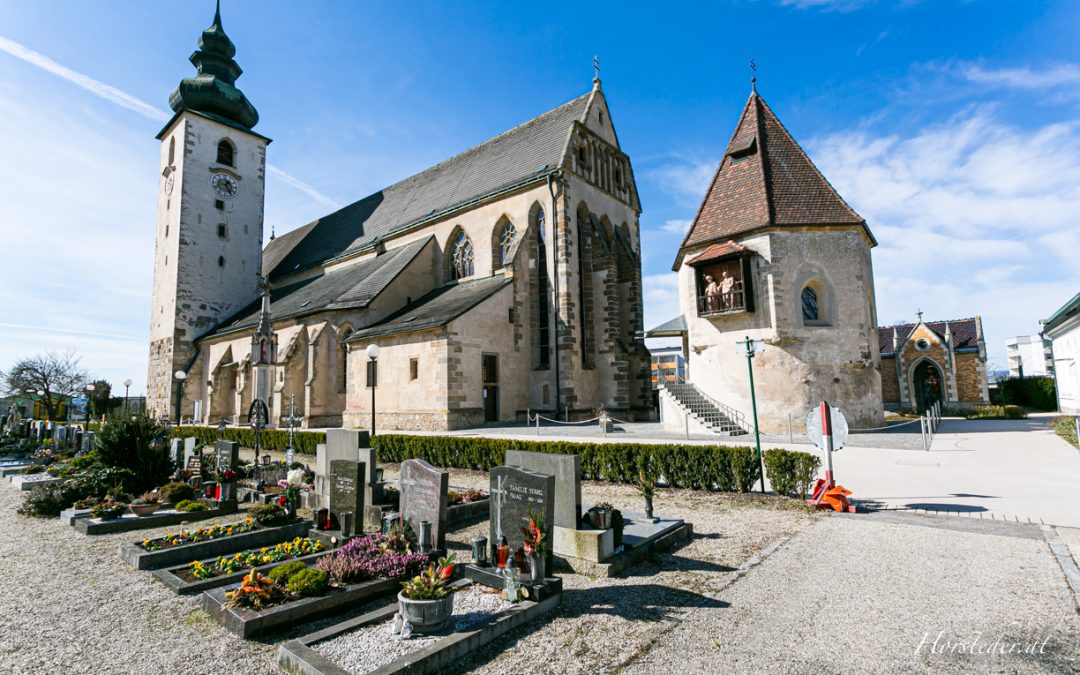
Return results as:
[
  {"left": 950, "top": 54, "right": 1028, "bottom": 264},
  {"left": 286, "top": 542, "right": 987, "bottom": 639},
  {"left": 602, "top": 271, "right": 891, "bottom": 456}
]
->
[
  {"left": 1043, "top": 293, "right": 1080, "bottom": 414},
  {"left": 1004, "top": 335, "right": 1055, "bottom": 379}
]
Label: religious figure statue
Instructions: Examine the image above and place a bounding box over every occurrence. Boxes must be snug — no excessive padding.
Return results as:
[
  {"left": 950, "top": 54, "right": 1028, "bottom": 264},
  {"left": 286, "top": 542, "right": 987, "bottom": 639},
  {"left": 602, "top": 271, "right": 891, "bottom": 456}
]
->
[
  {"left": 704, "top": 274, "right": 720, "bottom": 312},
  {"left": 720, "top": 270, "right": 736, "bottom": 310}
]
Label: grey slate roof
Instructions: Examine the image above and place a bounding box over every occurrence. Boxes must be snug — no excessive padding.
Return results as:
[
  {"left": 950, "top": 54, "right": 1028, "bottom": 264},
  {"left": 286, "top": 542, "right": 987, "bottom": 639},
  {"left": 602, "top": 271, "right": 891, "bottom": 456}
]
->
[
  {"left": 878, "top": 318, "right": 979, "bottom": 356},
  {"left": 263, "top": 91, "right": 592, "bottom": 279},
  {"left": 348, "top": 276, "right": 512, "bottom": 341},
  {"left": 205, "top": 236, "right": 431, "bottom": 339},
  {"left": 646, "top": 315, "right": 687, "bottom": 337}
]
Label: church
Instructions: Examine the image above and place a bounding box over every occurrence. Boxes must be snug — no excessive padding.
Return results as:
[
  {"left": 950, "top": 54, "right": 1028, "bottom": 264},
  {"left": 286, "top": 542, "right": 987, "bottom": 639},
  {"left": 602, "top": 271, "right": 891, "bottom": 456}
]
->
[
  {"left": 146, "top": 6, "right": 653, "bottom": 430},
  {"left": 648, "top": 84, "right": 884, "bottom": 434}
]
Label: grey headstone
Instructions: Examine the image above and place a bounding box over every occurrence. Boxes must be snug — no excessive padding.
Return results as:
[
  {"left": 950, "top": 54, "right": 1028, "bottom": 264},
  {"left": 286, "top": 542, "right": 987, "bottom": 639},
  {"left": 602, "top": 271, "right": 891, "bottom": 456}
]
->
[
  {"left": 490, "top": 465, "right": 555, "bottom": 567},
  {"left": 329, "top": 459, "right": 365, "bottom": 530},
  {"left": 215, "top": 440, "right": 239, "bottom": 472},
  {"left": 182, "top": 438, "right": 198, "bottom": 471},
  {"left": 170, "top": 439, "right": 182, "bottom": 466},
  {"left": 400, "top": 459, "right": 448, "bottom": 550},
  {"left": 505, "top": 450, "right": 582, "bottom": 530}
]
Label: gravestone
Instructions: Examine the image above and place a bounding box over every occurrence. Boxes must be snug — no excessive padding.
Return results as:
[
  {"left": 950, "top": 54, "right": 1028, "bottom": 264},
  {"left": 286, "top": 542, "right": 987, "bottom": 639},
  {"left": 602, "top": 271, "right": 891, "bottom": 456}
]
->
[
  {"left": 489, "top": 466, "right": 555, "bottom": 568},
  {"left": 505, "top": 450, "right": 581, "bottom": 530},
  {"left": 169, "top": 439, "right": 182, "bottom": 467},
  {"left": 216, "top": 440, "right": 239, "bottom": 472},
  {"left": 316, "top": 430, "right": 370, "bottom": 503},
  {"left": 329, "top": 459, "right": 365, "bottom": 535},
  {"left": 399, "top": 459, "right": 449, "bottom": 551},
  {"left": 182, "top": 438, "right": 197, "bottom": 468}
]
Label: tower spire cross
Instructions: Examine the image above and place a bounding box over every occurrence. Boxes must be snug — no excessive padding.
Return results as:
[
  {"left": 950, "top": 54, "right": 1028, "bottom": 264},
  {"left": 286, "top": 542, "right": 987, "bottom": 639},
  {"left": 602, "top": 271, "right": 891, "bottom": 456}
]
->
[
  {"left": 593, "top": 55, "right": 600, "bottom": 82},
  {"left": 750, "top": 58, "right": 757, "bottom": 93}
]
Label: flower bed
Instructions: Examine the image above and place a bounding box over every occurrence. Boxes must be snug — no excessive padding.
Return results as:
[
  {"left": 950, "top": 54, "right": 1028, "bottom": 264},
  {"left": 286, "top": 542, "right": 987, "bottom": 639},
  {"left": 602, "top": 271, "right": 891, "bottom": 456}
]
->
[
  {"left": 139, "top": 518, "right": 258, "bottom": 551},
  {"left": 118, "top": 518, "right": 312, "bottom": 570},
  {"left": 151, "top": 538, "right": 330, "bottom": 595},
  {"left": 74, "top": 500, "right": 239, "bottom": 535}
]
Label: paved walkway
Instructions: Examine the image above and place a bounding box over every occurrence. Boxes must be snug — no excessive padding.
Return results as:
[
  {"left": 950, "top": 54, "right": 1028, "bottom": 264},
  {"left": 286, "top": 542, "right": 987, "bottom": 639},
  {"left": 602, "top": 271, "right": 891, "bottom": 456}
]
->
[{"left": 623, "top": 512, "right": 1080, "bottom": 673}]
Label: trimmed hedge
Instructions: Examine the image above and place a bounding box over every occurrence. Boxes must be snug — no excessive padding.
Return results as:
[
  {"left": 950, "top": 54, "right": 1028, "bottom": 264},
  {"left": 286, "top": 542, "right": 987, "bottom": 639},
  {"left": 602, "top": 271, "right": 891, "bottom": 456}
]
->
[
  {"left": 169, "top": 426, "right": 325, "bottom": 455},
  {"left": 992, "top": 377, "right": 1056, "bottom": 411},
  {"left": 963, "top": 405, "right": 1027, "bottom": 420},
  {"left": 372, "top": 434, "right": 765, "bottom": 493},
  {"left": 763, "top": 449, "right": 821, "bottom": 499}
]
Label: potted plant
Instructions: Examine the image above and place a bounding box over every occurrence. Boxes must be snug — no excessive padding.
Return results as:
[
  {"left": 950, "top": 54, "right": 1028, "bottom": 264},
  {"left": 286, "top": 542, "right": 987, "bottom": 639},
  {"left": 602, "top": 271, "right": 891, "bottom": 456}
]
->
[
  {"left": 521, "top": 508, "right": 547, "bottom": 583},
  {"left": 129, "top": 491, "right": 161, "bottom": 517},
  {"left": 276, "top": 468, "right": 306, "bottom": 518},
  {"left": 397, "top": 554, "right": 456, "bottom": 634}
]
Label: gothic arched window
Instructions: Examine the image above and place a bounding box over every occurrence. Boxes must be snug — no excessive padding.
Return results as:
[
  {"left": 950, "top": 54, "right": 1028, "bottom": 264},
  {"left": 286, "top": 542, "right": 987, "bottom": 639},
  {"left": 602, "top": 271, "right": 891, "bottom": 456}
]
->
[
  {"left": 449, "top": 231, "right": 475, "bottom": 280},
  {"left": 498, "top": 220, "right": 517, "bottom": 267},
  {"left": 534, "top": 208, "right": 550, "bottom": 369},
  {"left": 217, "top": 139, "right": 235, "bottom": 167},
  {"left": 801, "top": 286, "right": 819, "bottom": 321}
]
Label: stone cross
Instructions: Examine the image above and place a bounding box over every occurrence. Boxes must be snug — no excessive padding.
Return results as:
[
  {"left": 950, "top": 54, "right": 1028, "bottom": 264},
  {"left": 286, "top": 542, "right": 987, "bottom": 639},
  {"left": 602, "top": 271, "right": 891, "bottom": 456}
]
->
[{"left": 489, "top": 472, "right": 509, "bottom": 541}]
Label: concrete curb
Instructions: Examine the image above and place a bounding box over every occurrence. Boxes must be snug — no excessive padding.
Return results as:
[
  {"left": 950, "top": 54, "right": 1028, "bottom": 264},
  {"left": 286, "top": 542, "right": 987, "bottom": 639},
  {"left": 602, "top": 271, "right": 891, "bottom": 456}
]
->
[{"left": 1040, "top": 524, "right": 1080, "bottom": 611}]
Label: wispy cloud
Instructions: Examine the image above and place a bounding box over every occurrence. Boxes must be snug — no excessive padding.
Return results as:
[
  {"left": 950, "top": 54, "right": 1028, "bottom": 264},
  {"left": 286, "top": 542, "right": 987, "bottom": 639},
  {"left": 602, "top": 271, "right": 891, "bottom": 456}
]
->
[
  {"left": 658, "top": 219, "right": 691, "bottom": 235},
  {"left": 778, "top": 0, "right": 876, "bottom": 11},
  {"left": 960, "top": 63, "right": 1080, "bottom": 90},
  {"left": 0, "top": 35, "right": 339, "bottom": 210},
  {"left": 647, "top": 158, "right": 716, "bottom": 209}
]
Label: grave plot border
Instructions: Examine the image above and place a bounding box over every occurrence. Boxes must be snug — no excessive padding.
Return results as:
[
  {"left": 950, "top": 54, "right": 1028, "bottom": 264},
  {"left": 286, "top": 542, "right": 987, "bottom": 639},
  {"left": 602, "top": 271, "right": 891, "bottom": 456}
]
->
[
  {"left": 446, "top": 498, "right": 488, "bottom": 527},
  {"left": 10, "top": 474, "right": 62, "bottom": 491},
  {"left": 118, "top": 519, "right": 312, "bottom": 570},
  {"left": 152, "top": 549, "right": 332, "bottom": 595},
  {"left": 201, "top": 575, "right": 400, "bottom": 639},
  {"left": 76, "top": 501, "right": 241, "bottom": 536},
  {"left": 277, "top": 579, "right": 563, "bottom": 675}
]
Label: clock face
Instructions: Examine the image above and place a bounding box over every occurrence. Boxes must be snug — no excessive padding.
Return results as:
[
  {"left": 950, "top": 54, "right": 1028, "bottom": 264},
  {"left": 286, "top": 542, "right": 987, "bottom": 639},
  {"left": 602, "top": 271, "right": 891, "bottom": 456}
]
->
[
  {"left": 164, "top": 172, "right": 175, "bottom": 195},
  {"left": 210, "top": 173, "right": 239, "bottom": 199}
]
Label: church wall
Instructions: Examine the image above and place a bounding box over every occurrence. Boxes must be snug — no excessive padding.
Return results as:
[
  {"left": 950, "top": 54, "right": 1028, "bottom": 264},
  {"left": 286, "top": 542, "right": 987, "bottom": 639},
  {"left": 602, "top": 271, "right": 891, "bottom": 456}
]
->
[
  {"left": 954, "top": 352, "right": 990, "bottom": 405},
  {"left": 681, "top": 228, "right": 883, "bottom": 433},
  {"left": 148, "top": 114, "right": 267, "bottom": 420}
]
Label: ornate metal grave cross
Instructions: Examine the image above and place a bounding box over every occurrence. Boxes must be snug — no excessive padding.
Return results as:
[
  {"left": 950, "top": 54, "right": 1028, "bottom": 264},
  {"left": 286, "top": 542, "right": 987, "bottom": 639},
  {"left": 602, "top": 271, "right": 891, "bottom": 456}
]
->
[
  {"left": 249, "top": 399, "right": 268, "bottom": 467},
  {"left": 280, "top": 394, "right": 303, "bottom": 468}
]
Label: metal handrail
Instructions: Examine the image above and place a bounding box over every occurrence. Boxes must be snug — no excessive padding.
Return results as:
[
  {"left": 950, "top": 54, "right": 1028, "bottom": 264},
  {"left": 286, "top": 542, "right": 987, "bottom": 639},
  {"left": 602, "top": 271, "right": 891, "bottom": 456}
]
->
[{"left": 657, "top": 367, "right": 750, "bottom": 433}]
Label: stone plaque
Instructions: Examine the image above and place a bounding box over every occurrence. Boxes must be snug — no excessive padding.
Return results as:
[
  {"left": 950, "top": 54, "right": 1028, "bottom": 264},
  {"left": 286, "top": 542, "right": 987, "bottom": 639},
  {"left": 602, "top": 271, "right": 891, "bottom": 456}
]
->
[
  {"left": 505, "top": 450, "right": 581, "bottom": 530},
  {"left": 216, "top": 440, "right": 239, "bottom": 472},
  {"left": 489, "top": 466, "right": 555, "bottom": 566},
  {"left": 400, "top": 459, "right": 448, "bottom": 550},
  {"left": 329, "top": 459, "right": 365, "bottom": 531}
]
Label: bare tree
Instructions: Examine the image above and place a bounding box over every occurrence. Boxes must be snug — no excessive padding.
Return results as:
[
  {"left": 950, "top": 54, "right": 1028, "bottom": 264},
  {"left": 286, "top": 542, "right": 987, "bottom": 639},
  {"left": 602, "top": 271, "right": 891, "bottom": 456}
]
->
[{"left": 2, "top": 351, "right": 88, "bottom": 421}]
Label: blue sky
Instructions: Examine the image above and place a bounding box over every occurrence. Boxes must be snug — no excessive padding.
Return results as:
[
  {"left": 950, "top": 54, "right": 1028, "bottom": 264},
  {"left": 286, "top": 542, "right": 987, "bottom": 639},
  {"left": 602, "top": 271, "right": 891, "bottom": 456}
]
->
[{"left": 1, "top": 0, "right": 1078, "bottom": 394}]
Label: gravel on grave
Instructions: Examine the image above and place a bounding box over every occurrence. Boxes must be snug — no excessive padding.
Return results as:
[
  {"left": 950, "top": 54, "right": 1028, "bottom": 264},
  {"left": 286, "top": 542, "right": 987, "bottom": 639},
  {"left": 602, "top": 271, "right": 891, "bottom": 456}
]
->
[{"left": 314, "top": 584, "right": 511, "bottom": 673}]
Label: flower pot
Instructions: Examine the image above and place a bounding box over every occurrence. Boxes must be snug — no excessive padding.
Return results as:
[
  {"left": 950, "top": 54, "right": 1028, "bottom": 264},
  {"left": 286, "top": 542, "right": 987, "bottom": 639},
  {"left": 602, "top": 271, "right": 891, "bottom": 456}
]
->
[
  {"left": 528, "top": 553, "right": 545, "bottom": 583},
  {"left": 397, "top": 591, "right": 454, "bottom": 633},
  {"left": 129, "top": 503, "right": 160, "bottom": 518}
]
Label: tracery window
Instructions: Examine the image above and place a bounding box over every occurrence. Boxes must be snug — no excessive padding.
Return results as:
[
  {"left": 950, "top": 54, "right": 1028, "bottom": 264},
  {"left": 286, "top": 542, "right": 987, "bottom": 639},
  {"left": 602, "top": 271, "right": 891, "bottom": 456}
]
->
[
  {"left": 449, "top": 231, "right": 475, "bottom": 280},
  {"left": 498, "top": 221, "right": 517, "bottom": 267}
]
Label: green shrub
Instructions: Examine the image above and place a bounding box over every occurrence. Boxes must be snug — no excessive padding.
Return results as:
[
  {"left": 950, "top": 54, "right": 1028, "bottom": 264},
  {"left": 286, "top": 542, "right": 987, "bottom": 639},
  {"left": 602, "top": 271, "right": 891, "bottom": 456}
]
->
[
  {"left": 250, "top": 503, "right": 288, "bottom": 526},
  {"left": 17, "top": 481, "right": 83, "bottom": 518},
  {"left": 1053, "top": 416, "right": 1079, "bottom": 448},
  {"left": 158, "top": 482, "right": 195, "bottom": 504},
  {"left": 95, "top": 414, "right": 173, "bottom": 494},
  {"left": 964, "top": 405, "right": 1027, "bottom": 420},
  {"left": 175, "top": 499, "right": 208, "bottom": 512},
  {"left": 286, "top": 568, "right": 329, "bottom": 596},
  {"left": 993, "top": 377, "right": 1056, "bottom": 411},
  {"left": 21, "top": 464, "right": 46, "bottom": 475},
  {"left": 170, "top": 426, "right": 325, "bottom": 455},
  {"left": 372, "top": 434, "right": 763, "bottom": 493},
  {"left": 764, "top": 449, "right": 821, "bottom": 499},
  {"left": 268, "top": 561, "right": 308, "bottom": 585}
]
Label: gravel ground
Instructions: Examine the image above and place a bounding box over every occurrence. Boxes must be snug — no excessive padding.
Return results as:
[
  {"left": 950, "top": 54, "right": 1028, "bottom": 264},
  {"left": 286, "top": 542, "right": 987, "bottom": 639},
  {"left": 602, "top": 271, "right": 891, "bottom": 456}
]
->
[
  {"left": 622, "top": 512, "right": 1080, "bottom": 674},
  {"left": 0, "top": 463, "right": 816, "bottom": 674},
  {"left": 315, "top": 584, "right": 511, "bottom": 673}
]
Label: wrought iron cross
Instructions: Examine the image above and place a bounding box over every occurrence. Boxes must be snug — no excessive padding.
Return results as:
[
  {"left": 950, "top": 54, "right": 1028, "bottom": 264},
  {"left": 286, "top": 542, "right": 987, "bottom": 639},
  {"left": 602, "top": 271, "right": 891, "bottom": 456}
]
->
[
  {"left": 593, "top": 55, "right": 600, "bottom": 81},
  {"left": 280, "top": 394, "right": 303, "bottom": 468},
  {"left": 250, "top": 403, "right": 266, "bottom": 467},
  {"left": 750, "top": 58, "right": 757, "bottom": 92}
]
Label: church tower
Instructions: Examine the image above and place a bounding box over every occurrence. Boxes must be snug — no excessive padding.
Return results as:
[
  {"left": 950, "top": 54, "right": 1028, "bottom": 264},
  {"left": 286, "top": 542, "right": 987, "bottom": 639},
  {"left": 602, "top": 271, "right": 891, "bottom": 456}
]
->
[{"left": 147, "top": 2, "right": 270, "bottom": 420}]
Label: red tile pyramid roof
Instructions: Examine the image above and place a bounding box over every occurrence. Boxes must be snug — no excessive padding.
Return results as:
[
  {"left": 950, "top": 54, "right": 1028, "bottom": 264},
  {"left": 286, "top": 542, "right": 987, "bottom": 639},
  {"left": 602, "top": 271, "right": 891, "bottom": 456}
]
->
[
  {"left": 680, "top": 93, "right": 874, "bottom": 255},
  {"left": 684, "top": 240, "right": 747, "bottom": 266}
]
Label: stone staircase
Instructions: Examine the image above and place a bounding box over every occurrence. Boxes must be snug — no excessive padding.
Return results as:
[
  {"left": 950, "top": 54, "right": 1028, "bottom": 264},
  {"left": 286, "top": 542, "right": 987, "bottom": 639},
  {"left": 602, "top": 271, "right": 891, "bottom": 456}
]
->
[{"left": 661, "top": 380, "right": 748, "bottom": 436}]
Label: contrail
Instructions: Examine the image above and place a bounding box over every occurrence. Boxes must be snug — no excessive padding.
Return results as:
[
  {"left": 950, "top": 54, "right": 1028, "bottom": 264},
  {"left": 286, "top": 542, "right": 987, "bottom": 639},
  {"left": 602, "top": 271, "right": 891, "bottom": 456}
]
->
[
  {"left": 0, "top": 35, "right": 342, "bottom": 210},
  {"left": 0, "top": 323, "right": 145, "bottom": 342}
]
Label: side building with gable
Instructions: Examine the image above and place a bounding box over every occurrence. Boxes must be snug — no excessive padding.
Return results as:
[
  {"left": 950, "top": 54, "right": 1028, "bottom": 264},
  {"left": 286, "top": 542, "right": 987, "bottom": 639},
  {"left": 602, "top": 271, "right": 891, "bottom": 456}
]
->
[
  {"left": 648, "top": 87, "right": 884, "bottom": 434},
  {"left": 146, "top": 6, "right": 654, "bottom": 430}
]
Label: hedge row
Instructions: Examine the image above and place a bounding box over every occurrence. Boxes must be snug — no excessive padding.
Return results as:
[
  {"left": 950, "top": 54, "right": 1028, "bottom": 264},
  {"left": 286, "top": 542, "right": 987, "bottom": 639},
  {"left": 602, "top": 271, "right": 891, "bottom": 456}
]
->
[
  {"left": 763, "top": 449, "right": 821, "bottom": 499},
  {"left": 372, "top": 434, "right": 770, "bottom": 493},
  {"left": 992, "top": 377, "right": 1056, "bottom": 411},
  {"left": 169, "top": 426, "right": 325, "bottom": 454}
]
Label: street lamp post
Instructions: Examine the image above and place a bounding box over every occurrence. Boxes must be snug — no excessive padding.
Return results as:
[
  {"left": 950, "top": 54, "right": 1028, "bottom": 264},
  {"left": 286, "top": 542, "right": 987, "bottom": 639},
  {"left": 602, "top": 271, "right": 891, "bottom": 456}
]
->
[
  {"left": 85, "top": 383, "right": 96, "bottom": 429},
  {"left": 365, "top": 344, "right": 380, "bottom": 437},
  {"left": 36, "top": 390, "right": 45, "bottom": 422},
  {"left": 737, "top": 336, "right": 767, "bottom": 495},
  {"left": 123, "top": 379, "right": 132, "bottom": 414},
  {"left": 174, "top": 370, "right": 187, "bottom": 426}
]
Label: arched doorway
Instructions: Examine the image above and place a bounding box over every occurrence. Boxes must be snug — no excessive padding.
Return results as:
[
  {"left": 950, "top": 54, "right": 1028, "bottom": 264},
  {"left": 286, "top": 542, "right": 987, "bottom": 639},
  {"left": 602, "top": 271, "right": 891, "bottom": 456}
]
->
[{"left": 912, "top": 360, "right": 943, "bottom": 413}]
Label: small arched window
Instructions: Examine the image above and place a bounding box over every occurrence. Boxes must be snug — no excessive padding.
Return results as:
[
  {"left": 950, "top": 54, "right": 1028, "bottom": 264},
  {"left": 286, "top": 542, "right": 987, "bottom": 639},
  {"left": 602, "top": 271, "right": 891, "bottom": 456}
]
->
[
  {"left": 449, "top": 231, "right": 475, "bottom": 280},
  {"left": 801, "top": 286, "right": 818, "bottom": 321},
  {"left": 498, "top": 220, "right": 517, "bottom": 267},
  {"left": 168, "top": 137, "right": 175, "bottom": 166},
  {"left": 217, "top": 140, "right": 235, "bottom": 167}
]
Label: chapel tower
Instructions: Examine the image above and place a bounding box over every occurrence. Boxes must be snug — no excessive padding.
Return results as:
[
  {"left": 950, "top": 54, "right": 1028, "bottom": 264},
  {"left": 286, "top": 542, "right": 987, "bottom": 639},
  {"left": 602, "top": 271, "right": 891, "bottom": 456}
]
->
[{"left": 146, "top": 2, "right": 269, "bottom": 420}]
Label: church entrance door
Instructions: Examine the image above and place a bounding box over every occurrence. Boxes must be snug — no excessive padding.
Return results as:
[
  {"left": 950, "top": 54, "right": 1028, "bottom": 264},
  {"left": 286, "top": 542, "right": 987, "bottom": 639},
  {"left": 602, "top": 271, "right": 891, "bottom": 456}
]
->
[
  {"left": 912, "top": 360, "right": 943, "bottom": 414},
  {"left": 482, "top": 354, "right": 498, "bottom": 422}
]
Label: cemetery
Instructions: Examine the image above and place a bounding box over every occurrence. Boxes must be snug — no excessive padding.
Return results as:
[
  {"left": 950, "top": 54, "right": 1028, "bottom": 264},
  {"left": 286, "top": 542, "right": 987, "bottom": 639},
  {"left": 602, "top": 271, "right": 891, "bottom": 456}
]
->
[{"left": 0, "top": 412, "right": 826, "bottom": 673}]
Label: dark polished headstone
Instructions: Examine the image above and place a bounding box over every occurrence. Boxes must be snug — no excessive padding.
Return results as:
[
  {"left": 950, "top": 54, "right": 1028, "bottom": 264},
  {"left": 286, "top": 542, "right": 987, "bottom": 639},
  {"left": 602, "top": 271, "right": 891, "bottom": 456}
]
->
[
  {"left": 215, "top": 440, "right": 239, "bottom": 472},
  {"left": 505, "top": 450, "right": 581, "bottom": 530},
  {"left": 490, "top": 466, "right": 555, "bottom": 568},
  {"left": 329, "top": 459, "right": 365, "bottom": 530},
  {"left": 400, "top": 459, "right": 448, "bottom": 550}
]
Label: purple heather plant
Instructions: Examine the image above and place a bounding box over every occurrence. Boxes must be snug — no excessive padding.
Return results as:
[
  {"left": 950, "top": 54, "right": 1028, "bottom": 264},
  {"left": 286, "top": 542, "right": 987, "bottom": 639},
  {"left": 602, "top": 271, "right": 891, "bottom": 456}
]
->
[{"left": 314, "top": 533, "right": 428, "bottom": 586}]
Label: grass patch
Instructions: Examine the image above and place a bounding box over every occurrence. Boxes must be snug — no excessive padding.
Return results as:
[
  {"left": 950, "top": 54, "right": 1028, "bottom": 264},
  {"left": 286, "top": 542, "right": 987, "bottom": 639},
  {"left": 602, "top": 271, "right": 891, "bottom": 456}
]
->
[
  {"left": 1053, "top": 416, "right": 1079, "bottom": 448},
  {"left": 962, "top": 405, "right": 1027, "bottom": 420}
]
